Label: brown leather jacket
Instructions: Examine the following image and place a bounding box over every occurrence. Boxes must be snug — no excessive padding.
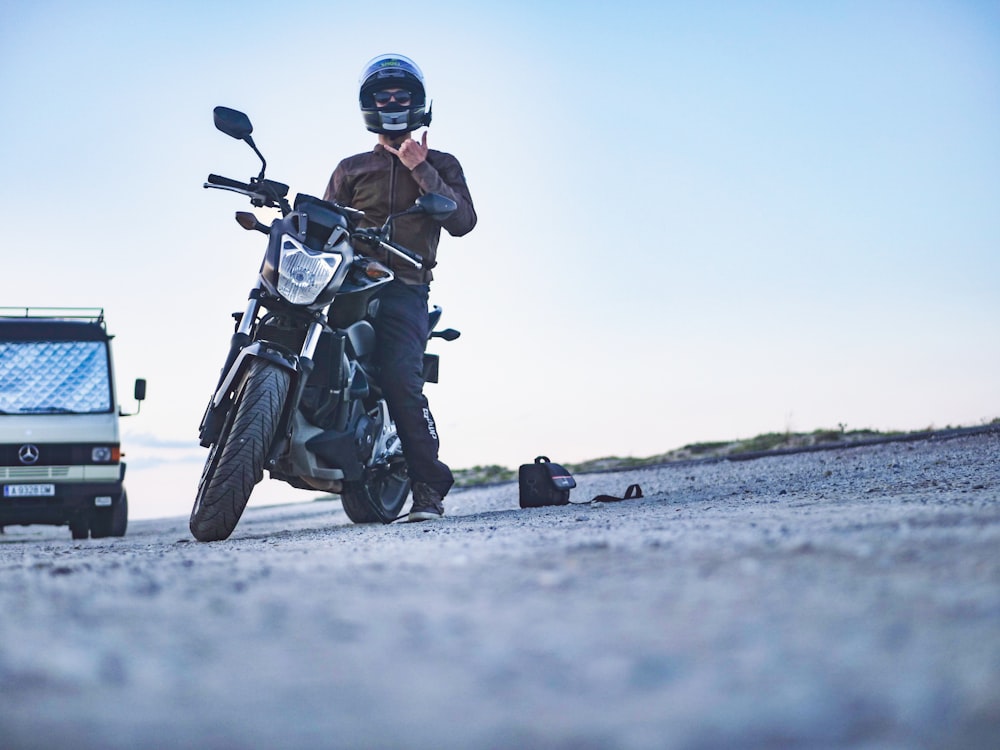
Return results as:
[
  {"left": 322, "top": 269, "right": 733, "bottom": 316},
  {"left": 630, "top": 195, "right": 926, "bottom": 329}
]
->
[{"left": 323, "top": 144, "right": 477, "bottom": 284}]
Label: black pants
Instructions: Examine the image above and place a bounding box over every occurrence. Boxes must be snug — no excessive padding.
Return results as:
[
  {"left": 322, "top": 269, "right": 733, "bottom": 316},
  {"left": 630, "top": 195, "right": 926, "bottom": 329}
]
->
[{"left": 374, "top": 281, "right": 454, "bottom": 497}]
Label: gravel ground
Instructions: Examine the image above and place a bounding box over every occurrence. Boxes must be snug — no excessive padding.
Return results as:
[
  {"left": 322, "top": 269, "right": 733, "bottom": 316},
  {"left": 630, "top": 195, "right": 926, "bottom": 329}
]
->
[{"left": 0, "top": 431, "right": 998, "bottom": 749}]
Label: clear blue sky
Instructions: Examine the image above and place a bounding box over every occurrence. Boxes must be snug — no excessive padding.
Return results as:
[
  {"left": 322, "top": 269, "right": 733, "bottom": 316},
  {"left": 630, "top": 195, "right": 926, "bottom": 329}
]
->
[{"left": 2, "top": 1, "right": 998, "bottom": 519}]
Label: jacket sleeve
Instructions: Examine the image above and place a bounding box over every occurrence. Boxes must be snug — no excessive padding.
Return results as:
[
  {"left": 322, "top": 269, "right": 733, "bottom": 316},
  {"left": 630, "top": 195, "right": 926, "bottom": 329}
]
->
[
  {"left": 323, "top": 161, "right": 350, "bottom": 205},
  {"left": 411, "top": 153, "right": 477, "bottom": 237}
]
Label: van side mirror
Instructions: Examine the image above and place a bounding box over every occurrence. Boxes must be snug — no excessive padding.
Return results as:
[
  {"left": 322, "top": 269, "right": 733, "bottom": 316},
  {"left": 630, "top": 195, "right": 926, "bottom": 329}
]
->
[{"left": 121, "top": 378, "right": 147, "bottom": 417}]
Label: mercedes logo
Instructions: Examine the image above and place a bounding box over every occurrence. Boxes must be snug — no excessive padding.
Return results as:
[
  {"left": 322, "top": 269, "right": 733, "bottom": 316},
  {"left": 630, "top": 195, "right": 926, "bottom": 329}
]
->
[{"left": 18, "top": 444, "right": 40, "bottom": 465}]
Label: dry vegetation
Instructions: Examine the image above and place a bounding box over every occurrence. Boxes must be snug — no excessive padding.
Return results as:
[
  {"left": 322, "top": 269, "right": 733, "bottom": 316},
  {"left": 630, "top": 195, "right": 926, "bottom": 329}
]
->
[{"left": 452, "top": 420, "right": 1000, "bottom": 488}]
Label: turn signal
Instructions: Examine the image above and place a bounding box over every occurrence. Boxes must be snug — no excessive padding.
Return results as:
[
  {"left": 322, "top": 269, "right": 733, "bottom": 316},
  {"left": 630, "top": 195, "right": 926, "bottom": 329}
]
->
[
  {"left": 236, "top": 212, "right": 261, "bottom": 231},
  {"left": 363, "top": 260, "right": 392, "bottom": 280}
]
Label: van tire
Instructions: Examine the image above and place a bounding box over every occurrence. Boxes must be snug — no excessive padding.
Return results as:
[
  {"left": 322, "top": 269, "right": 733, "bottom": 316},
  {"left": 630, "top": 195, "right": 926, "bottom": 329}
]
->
[
  {"left": 91, "top": 492, "right": 128, "bottom": 538},
  {"left": 69, "top": 518, "right": 89, "bottom": 540}
]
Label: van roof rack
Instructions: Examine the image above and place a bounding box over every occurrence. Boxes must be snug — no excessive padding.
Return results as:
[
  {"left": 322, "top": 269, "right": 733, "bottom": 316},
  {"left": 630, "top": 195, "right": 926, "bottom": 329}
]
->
[{"left": 0, "top": 307, "right": 106, "bottom": 328}]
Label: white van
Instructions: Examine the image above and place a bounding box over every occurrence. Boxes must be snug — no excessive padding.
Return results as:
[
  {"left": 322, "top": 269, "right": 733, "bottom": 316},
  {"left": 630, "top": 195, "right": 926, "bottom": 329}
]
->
[{"left": 0, "top": 308, "right": 145, "bottom": 539}]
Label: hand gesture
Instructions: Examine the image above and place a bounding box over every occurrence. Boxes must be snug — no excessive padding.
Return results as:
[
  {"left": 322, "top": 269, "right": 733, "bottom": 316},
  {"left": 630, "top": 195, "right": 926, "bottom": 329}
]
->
[{"left": 384, "top": 131, "right": 428, "bottom": 170}]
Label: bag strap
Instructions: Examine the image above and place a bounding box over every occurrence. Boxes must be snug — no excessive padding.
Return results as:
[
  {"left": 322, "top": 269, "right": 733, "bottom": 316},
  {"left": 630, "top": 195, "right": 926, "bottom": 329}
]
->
[{"left": 589, "top": 484, "right": 644, "bottom": 503}]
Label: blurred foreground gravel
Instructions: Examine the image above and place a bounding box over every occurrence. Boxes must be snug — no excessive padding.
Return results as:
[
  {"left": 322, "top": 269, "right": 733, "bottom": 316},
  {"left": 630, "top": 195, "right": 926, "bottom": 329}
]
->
[{"left": 1, "top": 430, "right": 998, "bottom": 749}]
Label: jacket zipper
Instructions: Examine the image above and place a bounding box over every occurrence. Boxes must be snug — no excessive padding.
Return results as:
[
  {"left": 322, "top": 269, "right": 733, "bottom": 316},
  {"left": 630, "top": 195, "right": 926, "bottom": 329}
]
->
[{"left": 387, "top": 154, "right": 397, "bottom": 274}]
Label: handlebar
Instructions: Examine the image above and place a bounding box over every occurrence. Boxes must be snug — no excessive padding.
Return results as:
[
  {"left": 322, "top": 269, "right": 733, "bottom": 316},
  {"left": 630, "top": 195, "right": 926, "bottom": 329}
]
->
[
  {"left": 352, "top": 230, "right": 426, "bottom": 269},
  {"left": 207, "top": 174, "right": 253, "bottom": 191},
  {"left": 385, "top": 239, "right": 425, "bottom": 268},
  {"left": 205, "top": 174, "right": 291, "bottom": 213},
  {"left": 206, "top": 175, "right": 426, "bottom": 268}
]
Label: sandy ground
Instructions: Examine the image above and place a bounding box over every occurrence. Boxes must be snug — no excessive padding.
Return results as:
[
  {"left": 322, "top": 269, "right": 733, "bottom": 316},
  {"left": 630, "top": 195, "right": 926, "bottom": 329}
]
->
[{"left": 0, "top": 431, "right": 998, "bottom": 749}]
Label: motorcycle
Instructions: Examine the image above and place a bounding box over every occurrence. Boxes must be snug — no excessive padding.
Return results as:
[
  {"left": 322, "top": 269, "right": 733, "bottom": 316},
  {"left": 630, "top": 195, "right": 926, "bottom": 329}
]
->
[{"left": 190, "top": 106, "right": 460, "bottom": 542}]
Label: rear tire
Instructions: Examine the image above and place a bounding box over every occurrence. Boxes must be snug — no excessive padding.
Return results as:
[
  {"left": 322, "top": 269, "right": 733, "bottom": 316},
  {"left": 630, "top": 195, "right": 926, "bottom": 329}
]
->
[
  {"left": 189, "top": 359, "right": 290, "bottom": 542},
  {"left": 341, "top": 461, "right": 410, "bottom": 524}
]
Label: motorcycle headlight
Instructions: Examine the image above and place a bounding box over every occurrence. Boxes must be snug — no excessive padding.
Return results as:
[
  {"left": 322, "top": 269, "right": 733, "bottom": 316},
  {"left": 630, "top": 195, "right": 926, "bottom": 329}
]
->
[{"left": 277, "top": 235, "right": 343, "bottom": 304}]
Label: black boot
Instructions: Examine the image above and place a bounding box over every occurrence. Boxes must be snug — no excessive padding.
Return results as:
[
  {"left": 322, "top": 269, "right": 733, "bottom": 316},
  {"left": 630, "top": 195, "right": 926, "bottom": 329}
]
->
[{"left": 403, "top": 482, "right": 444, "bottom": 522}]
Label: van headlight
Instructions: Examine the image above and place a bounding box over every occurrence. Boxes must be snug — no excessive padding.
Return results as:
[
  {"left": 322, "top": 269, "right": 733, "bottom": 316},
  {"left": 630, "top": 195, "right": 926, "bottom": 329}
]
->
[
  {"left": 277, "top": 235, "right": 343, "bottom": 304},
  {"left": 91, "top": 446, "right": 120, "bottom": 463}
]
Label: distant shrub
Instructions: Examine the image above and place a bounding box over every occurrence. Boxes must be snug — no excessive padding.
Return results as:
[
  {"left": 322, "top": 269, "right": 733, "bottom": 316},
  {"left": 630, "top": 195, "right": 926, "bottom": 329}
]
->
[
  {"left": 812, "top": 429, "right": 843, "bottom": 443},
  {"left": 732, "top": 432, "right": 790, "bottom": 454},
  {"left": 453, "top": 464, "right": 514, "bottom": 487}
]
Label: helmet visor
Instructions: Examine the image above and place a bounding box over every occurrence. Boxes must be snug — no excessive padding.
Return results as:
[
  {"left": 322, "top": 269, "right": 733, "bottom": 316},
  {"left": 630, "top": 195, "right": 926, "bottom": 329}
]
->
[{"left": 372, "top": 90, "right": 413, "bottom": 106}]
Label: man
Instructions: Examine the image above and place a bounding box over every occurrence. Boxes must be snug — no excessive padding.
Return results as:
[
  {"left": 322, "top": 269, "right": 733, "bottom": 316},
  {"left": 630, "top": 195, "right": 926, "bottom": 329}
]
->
[{"left": 324, "top": 54, "right": 476, "bottom": 522}]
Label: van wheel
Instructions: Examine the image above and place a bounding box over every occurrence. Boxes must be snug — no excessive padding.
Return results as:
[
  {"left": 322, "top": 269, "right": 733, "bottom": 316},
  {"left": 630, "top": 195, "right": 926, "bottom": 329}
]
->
[
  {"left": 91, "top": 492, "right": 128, "bottom": 538},
  {"left": 69, "top": 518, "right": 89, "bottom": 540},
  {"left": 110, "top": 491, "right": 128, "bottom": 536}
]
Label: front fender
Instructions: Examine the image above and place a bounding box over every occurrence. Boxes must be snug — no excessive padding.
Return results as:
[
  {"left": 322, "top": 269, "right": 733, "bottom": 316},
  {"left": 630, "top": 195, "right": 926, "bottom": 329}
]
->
[
  {"left": 199, "top": 342, "right": 302, "bottom": 449},
  {"left": 212, "top": 342, "right": 299, "bottom": 409}
]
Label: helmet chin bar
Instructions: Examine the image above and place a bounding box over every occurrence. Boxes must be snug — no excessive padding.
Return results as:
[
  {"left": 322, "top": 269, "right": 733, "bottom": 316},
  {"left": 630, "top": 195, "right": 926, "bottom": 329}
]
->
[
  {"left": 380, "top": 111, "right": 410, "bottom": 131},
  {"left": 361, "top": 105, "right": 429, "bottom": 135}
]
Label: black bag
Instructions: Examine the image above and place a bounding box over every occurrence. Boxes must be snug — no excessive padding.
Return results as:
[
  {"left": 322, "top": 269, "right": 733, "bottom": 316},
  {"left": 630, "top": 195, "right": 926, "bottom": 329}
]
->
[{"left": 518, "top": 456, "right": 577, "bottom": 508}]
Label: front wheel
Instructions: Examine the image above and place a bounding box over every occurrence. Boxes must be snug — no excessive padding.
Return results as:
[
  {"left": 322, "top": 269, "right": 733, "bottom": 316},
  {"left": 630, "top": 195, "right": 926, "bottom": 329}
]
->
[
  {"left": 340, "top": 461, "right": 411, "bottom": 524},
  {"left": 190, "top": 359, "right": 291, "bottom": 542}
]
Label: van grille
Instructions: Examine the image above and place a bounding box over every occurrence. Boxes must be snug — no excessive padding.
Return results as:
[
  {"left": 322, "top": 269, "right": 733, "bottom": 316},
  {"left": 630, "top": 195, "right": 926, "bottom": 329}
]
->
[{"left": 0, "top": 466, "right": 71, "bottom": 479}]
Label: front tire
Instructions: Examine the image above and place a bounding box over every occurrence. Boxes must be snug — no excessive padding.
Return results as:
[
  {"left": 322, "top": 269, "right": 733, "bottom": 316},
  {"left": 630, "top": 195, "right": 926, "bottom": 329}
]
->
[
  {"left": 340, "top": 461, "right": 411, "bottom": 524},
  {"left": 190, "top": 359, "right": 291, "bottom": 542}
]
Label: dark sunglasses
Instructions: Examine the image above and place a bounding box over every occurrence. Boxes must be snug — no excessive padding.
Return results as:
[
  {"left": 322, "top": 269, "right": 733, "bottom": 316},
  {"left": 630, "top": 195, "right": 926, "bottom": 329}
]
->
[{"left": 373, "top": 90, "right": 413, "bottom": 106}]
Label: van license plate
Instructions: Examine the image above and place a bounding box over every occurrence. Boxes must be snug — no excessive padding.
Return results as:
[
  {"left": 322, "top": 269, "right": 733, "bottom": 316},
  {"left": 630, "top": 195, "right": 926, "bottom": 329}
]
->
[{"left": 3, "top": 484, "right": 56, "bottom": 498}]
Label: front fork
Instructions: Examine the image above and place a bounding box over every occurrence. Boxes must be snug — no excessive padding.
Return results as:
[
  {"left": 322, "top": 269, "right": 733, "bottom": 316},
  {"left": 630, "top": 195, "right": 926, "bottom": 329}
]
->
[{"left": 198, "top": 290, "right": 328, "bottom": 448}]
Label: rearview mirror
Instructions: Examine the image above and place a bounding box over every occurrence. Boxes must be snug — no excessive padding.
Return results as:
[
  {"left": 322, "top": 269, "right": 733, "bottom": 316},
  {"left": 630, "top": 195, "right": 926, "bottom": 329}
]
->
[
  {"left": 212, "top": 106, "right": 268, "bottom": 182},
  {"left": 414, "top": 193, "right": 457, "bottom": 222},
  {"left": 213, "top": 107, "right": 254, "bottom": 141}
]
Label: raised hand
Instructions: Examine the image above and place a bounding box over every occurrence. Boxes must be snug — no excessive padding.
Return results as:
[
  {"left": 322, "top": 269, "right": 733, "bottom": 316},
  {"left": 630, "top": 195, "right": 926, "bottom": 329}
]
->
[{"left": 384, "top": 131, "right": 428, "bottom": 170}]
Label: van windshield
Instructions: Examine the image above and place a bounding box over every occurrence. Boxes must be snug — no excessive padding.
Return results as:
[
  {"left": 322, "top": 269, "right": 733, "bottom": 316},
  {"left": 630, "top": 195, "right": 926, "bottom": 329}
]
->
[{"left": 0, "top": 341, "right": 112, "bottom": 414}]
